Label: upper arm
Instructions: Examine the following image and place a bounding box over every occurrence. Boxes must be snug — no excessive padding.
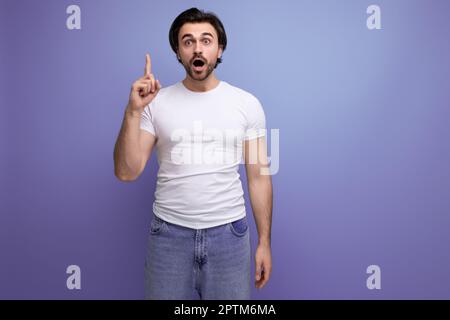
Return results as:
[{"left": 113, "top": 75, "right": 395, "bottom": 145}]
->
[
  {"left": 138, "top": 129, "right": 157, "bottom": 176},
  {"left": 243, "top": 136, "right": 269, "bottom": 181}
]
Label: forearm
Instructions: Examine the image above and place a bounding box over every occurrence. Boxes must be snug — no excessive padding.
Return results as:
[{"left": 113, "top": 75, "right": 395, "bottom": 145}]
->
[
  {"left": 248, "top": 175, "right": 273, "bottom": 246},
  {"left": 113, "top": 106, "right": 142, "bottom": 180}
]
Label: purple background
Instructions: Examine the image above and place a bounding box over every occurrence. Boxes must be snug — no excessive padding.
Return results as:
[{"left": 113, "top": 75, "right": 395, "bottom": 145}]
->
[{"left": 1, "top": 0, "right": 450, "bottom": 299}]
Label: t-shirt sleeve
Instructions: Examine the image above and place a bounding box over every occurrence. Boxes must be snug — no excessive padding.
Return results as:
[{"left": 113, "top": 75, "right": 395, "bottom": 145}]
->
[
  {"left": 140, "top": 102, "right": 156, "bottom": 136},
  {"left": 244, "top": 95, "right": 266, "bottom": 140}
]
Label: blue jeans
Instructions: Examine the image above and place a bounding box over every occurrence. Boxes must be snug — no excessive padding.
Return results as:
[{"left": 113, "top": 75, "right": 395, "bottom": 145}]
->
[{"left": 144, "top": 212, "right": 251, "bottom": 300}]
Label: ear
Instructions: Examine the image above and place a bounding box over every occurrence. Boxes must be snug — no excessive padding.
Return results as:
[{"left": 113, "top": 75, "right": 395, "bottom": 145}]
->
[{"left": 218, "top": 46, "right": 223, "bottom": 59}]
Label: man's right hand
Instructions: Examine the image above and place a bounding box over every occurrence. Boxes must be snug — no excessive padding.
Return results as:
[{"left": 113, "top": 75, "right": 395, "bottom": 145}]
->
[{"left": 127, "top": 53, "right": 162, "bottom": 114}]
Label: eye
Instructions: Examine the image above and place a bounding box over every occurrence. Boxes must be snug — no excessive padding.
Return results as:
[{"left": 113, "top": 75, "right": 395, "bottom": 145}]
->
[
  {"left": 185, "top": 40, "right": 192, "bottom": 46},
  {"left": 203, "top": 39, "right": 211, "bottom": 44}
]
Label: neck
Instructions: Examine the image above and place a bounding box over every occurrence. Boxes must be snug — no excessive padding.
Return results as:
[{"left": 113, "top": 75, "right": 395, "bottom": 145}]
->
[{"left": 182, "top": 72, "right": 220, "bottom": 92}]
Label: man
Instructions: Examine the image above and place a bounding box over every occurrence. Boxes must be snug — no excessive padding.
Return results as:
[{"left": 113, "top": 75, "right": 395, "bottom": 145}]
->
[{"left": 113, "top": 7, "right": 272, "bottom": 300}]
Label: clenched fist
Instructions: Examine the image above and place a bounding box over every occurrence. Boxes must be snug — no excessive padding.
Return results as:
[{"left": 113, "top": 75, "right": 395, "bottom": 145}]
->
[{"left": 127, "top": 53, "right": 162, "bottom": 114}]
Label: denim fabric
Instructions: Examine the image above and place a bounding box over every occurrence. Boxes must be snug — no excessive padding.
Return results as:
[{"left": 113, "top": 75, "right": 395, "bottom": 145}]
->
[{"left": 145, "top": 212, "right": 251, "bottom": 300}]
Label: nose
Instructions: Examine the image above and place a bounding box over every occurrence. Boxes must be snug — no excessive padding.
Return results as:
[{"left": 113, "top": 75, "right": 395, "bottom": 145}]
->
[{"left": 194, "top": 41, "right": 203, "bottom": 54}]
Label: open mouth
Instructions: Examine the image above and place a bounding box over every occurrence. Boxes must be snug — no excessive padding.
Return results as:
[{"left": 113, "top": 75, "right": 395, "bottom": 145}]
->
[{"left": 192, "top": 59, "right": 206, "bottom": 71}]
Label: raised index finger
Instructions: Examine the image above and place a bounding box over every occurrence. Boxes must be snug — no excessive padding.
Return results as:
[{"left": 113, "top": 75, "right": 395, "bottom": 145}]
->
[{"left": 145, "top": 53, "right": 152, "bottom": 76}]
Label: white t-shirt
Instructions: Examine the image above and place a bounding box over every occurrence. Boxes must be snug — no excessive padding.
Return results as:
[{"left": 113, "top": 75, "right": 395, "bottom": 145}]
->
[{"left": 140, "top": 80, "right": 266, "bottom": 229}]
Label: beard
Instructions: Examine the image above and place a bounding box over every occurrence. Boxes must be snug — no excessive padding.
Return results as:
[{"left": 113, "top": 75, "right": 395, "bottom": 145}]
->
[{"left": 181, "top": 57, "right": 216, "bottom": 81}]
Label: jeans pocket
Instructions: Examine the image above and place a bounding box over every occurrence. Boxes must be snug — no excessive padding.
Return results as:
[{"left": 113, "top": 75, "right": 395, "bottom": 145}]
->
[
  {"left": 150, "top": 215, "right": 165, "bottom": 235},
  {"left": 229, "top": 216, "right": 249, "bottom": 237}
]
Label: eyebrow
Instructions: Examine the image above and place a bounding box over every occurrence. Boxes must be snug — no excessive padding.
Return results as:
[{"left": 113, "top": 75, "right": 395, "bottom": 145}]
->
[{"left": 181, "top": 32, "right": 214, "bottom": 40}]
